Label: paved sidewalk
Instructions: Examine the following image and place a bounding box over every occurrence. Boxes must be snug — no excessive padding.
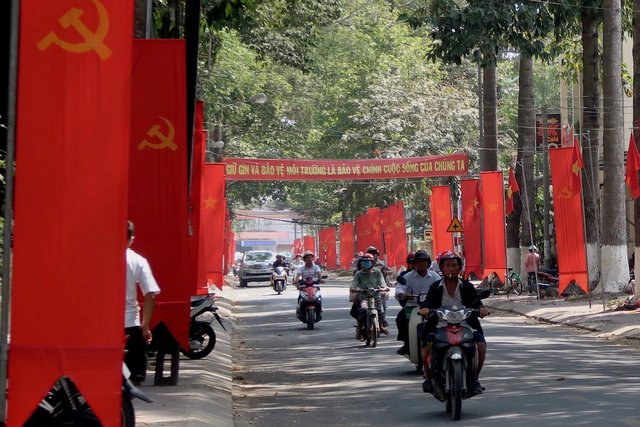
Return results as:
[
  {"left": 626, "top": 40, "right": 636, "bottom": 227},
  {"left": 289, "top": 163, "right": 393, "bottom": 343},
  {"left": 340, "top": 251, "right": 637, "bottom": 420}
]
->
[
  {"left": 134, "top": 291, "right": 234, "bottom": 427},
  {"left": 484, "top": 293, "right": 640, "bottom": 341}
]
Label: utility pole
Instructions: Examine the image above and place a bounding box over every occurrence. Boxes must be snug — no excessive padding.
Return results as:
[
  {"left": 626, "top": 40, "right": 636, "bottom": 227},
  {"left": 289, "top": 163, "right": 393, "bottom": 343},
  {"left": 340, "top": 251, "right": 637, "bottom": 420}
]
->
[{"left": 542, "top": 107, "right": 552, "bottom": 268}]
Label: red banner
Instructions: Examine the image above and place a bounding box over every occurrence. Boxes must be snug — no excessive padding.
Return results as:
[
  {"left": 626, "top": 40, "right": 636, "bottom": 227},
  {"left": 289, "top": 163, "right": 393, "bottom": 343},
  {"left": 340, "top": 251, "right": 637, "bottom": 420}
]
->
[
  {"left": 10, "top": 2, "right": 133, "bottom": 425},
  {"left": 224, "top": 153, "right": 468, "bottom": 181},
  {"left": 292, "top": 238, "right": 304, "bottom": 255},
  {"left": 339, "top": 222, "right": 355, "bottom": 269},
  {"left": 505, "top": 167, "right": 519, "bottom": 215},
  {"left": 304, "top": 235, "right": 316, "bottom": 253},
  {"left": 382, "top": 202, "right": 407, "bottom": 270},
  {"left": 189, "top": 101, "right": 207, "bottom": 294},
  {"left": 367, "top": 207, "right": 385, "bottom": 255},
  {"left": 129, "top": 40, "right": 190, "bottom": 350},
  {"left": 430, "top": 186, "right": 453, "bottom": 257},
  {"left": 461, "top": 179, "right": 483, "bottom": 278},
  {"left": 224, "top": 219, "right": 235, "bottom": 276},
  {"left": 480, "top": 171, "right": 506, "bottom": 279},
  {"left": 355, "top": 212, "right": 371, "bottom": 253},
  {"left": 203, "top": 164, "right": 226, "bottom": 289},
  {"left": 626, "top": 133, "right": 640, "bottom": 199},
  {"left": 318, "top": 227, "right": 337, "bottom": 270},
  {"left": 550, "top": 147, "right": 588, "bottom": 293}
]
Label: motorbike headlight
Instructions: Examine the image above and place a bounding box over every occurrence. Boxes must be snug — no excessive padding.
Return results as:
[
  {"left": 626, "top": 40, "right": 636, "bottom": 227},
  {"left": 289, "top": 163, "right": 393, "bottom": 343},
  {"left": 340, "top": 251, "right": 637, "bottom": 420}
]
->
[{"left": 444, "top": 310, "right": 464, "bottom": 324}]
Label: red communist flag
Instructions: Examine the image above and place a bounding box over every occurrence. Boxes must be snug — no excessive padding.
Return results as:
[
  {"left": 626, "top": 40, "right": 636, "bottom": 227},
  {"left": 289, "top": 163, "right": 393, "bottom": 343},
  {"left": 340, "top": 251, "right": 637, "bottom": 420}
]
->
[
  {"left": 381, "top": 206, "right": 396, "bottom": 268},
  {"left": 382, "top": 202, "right": 408, "bottom": 270},
  {"left": 461, "top": 179, "right": 483, "bottom": 278},
  {"left": 10, "top": 2, "right": 133, "bottom": 426},
  {"left": 129, "top": 40, "right": 190, "bottom": 350},
  {"left": 367, "top": 207, "right": 385, "bottom": 255},
  {"left": 189, "top": 100, "right": 207, "bottom": 294},
  {"left": 202, "top": 163, "right": 226, "bottom": 290},
  {"left": 355, "top": 212, "right": 371, "bottom": 253},
  {"left": 550, "top": 147, "right": 588, "bottom": 294},
  {"left": 224, "top": 219, "right": 234, "bottom": 276},
  {"left": 480, "top": 172, "right": 507, "bottom": 280},
  {"left": 339, "top": 222, "right": 355, "bottom": 269},
  {"left": 304, "top": 235, "right": 316, "bottom": 253},
  {"left": 430, "top": 186, "right": 453, "bottom": 257},
  {"left": 571, "top": 142, "right": 584, "bottom": 194},
  {"left": 318, "top": 227, "right": 338, "bottom": 269},
  {"left": 292, "top": 238, "right": 304, "bottom": 255},
  {"left": 626, "top": 133, "right": 640, "bottom": 199},
  {"left": 505, "top": 166, "right": 520, "bottom": 215}
]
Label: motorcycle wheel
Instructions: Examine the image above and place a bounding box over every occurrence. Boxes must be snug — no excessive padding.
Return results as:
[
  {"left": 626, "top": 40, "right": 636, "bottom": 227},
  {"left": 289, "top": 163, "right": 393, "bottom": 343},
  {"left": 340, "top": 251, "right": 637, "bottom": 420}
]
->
[
  {"left": 451, "top": 360, "right": 463, "bottom": 421},
  {"left": 276, "top": 282, "right": 282, "bottom": 295},
  {"left": 371, "top": 315, "right": 379, "bottom": 348},
  {"left": 121, "top": 396, "right": 135, "bottom": 427},
  {"left": 180, "top": 324, "right": 216, "bottom": 359},
  {"left": 307, "top": 308, "right": 315, "bottom": 330}
]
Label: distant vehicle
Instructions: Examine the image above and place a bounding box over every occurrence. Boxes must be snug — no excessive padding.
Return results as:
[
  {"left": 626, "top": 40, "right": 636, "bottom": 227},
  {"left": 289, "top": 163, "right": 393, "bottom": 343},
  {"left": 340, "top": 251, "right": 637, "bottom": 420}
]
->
[{"left": 238, "top": 250, "right": 276, "bottom": 287}]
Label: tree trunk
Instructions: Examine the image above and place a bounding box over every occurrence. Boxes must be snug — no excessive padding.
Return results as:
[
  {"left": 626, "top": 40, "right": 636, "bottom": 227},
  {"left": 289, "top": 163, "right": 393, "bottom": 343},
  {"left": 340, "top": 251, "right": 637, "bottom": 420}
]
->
[
  {"left": 481, "top": 61, "right": 498, "bottom": 172},
  {"left": 134, "top": 0, "right": 149, "bottom": 38},
  {"left": 601, "top": 0, "right": 629, "bottom": 292},
  {"left": 581, "top": 7, "right": 602, "bottom": 289},
  {"left": 633, "top": 0, "right": 640, "bottom": 296},
  {"left": 517, "top": 56, "right": 535, "bottom": 275}
]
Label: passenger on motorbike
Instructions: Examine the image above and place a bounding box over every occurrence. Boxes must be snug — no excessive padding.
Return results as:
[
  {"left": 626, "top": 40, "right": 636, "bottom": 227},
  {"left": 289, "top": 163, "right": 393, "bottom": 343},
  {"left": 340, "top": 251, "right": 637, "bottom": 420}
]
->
[
  {"left": 395, "top": 250, "right": 440, "bottom": 355},
  {"left": 350, "top": 254, "right": 390, "bottom": 340},
  {"left": 418, "top": 251, "right": 489, "bottom": 395},
  {"left": 294, "top": 251, "right": 322, "bottom": 288},
  {"left": 273, "top": 254, "right": 287, "bottom": 269}
]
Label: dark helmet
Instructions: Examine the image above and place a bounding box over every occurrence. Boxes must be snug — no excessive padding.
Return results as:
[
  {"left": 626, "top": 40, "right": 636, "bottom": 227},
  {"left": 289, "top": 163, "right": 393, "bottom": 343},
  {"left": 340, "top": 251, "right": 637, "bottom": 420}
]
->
[
  {"left": 406, "top": 252, "right": 416, "bottom": 263},
  {"left": 413, "top": 250, "right": 431, "bottom": 263},
  {"left": 438, "top": 250, "right": 463, "bottom": 270},
  {"left": 366, "top": 246, "right": 379, "bottom": 255}
]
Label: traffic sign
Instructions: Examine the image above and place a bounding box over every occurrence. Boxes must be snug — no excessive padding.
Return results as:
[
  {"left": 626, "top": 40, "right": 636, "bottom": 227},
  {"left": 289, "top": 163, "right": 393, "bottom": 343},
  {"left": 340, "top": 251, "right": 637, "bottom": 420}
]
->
[{"left": 446, "top": 217, "right": 463, "bottom": 233}]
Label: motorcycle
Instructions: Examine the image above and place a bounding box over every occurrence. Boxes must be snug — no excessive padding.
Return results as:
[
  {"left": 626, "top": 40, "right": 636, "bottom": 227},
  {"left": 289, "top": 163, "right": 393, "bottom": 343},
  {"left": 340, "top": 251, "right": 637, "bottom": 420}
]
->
[
  {"left": 271, "top": 266, "right": 288, "bottom": 295},
  {"left": 180, "top": 293, "right": 226, "bottom": 360},
  {"left": 424, "top": 290, "right": 490, "bottom": 421},
  {"left": 24, "top": 363, "right": 152, "bottom": 427},
  {"left": 358, "top": 288, "right": 387, "bottom": 348},
  {"left": 401, "top": 296, "right": 425, "bottom": 373},
  {"left": 296, "top": 278, "right": 322, "bottom": 330}
]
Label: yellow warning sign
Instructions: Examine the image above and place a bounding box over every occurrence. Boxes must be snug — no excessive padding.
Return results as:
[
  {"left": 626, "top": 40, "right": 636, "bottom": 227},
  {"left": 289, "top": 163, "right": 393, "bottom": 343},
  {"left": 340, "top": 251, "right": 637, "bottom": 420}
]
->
[{"left": 446, "top": 217, "right": 463, "bottom": 233}]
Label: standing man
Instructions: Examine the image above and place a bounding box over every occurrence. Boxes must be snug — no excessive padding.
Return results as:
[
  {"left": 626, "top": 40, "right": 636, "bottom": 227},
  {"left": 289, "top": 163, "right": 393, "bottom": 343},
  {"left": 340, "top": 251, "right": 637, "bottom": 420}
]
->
[
  {"left": 125, "top": 221, "right": 161, "bottom": 385},
  {"left": 524, "top": 245, "right": 540, "bottom": 294}
]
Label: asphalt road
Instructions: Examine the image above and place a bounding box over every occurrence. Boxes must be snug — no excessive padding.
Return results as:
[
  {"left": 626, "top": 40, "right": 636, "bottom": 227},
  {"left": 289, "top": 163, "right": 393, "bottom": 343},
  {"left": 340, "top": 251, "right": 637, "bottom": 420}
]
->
[{"left": 231, "top": 277, "right": 640, "bottom": 427}]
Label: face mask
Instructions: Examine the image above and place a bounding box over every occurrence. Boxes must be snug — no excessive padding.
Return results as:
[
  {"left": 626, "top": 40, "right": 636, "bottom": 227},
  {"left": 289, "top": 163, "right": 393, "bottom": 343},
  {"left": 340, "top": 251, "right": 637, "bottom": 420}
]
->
[{"left": 362, "top": 261, "right": 372, "bottom": 269}]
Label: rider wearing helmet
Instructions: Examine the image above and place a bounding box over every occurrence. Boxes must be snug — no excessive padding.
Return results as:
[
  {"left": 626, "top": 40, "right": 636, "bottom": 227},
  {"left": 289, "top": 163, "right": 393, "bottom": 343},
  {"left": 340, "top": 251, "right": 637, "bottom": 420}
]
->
[
  {"left": 350, "top": 253, "right": 390, "bottom": 340},
  {"left": 417, "top": 250, "right": 490, "bottom": 395},
  {"left": 366, "top": 246, "right": 391, "bottom": 327},
  {"left": 294, "top": 251, "right": 322, "bottom": 287},
  {"left": 273, "top": 254, "right": 287, "bottom": 269},
  {"left": 395, "top": 250, "right": 440, "bottom": 355}
]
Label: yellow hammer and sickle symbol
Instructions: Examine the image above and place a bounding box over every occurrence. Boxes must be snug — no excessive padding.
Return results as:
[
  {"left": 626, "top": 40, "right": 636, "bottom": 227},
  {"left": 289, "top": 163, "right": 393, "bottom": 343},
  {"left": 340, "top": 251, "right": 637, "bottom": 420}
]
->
[
  {"left": 137, "top": 117, "right": 177, "bottom": 151},
  {"left": 37, "top": 0, "right": 112, "bottom": 60},
  {"left": 558, "top": 186, "right": 572, "bottom": 199}
]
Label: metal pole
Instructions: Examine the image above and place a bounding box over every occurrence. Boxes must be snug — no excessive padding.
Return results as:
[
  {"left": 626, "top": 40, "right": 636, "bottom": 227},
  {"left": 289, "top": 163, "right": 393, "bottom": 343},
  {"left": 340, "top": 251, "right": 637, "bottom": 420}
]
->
[
  {"left": 145, "top": 0, "right": 153, "bottom": 38},
  {"left": 1, "top": 0, "right": 20, "bottom": 422},
  {"left": 542, "top": 107, "right": 552, "bottom": 269}
]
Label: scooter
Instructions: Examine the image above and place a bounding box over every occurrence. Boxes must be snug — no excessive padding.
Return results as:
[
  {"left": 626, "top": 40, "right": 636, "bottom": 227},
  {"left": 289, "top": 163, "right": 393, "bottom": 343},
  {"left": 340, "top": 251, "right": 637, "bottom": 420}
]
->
[
  {"left": 296, "top": 277, "right": 322, "bottom": 330},
  {"left": 271, "top": 266, "right": 288, "bottom": 295},
  {"left": 358, "top": 287, "right": 383, "bottom": 348},
  {"left": 180, "top": 293, "right": 226, "bottom": 360},
  {"left": 24, "top": 363, "right": 152, "bottom": 427},
  {"left": 425, "top": 290, "right": 490, "bottom": 421},
  {"left": 402, "top": 296, "right": 425, "bottom": 373}
]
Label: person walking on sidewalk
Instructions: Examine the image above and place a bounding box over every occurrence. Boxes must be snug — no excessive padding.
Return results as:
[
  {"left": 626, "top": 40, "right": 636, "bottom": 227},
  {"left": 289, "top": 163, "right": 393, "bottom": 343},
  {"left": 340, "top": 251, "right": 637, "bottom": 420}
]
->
[
  {"left": 524, "top": 245, "right": 540, "bottom": 294},
  {"left": 125, "top": 220, "right": 161, "bottom": 385}
]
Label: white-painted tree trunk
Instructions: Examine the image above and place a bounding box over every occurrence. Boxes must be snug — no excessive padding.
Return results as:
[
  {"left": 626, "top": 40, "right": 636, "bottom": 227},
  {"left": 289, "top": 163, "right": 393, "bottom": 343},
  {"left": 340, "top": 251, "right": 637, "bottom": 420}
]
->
[
  {"left": 519, "top": 246, "right": 529, "bottom": 276},
  {"left": 507, "top": 247, "right": 521, "bottom": 276},
  {"left": 601, "top": 245, "right": 630, "bottom": 293},
  {"left": 586, "top": 243, "right": 600, "bottom": 288}
]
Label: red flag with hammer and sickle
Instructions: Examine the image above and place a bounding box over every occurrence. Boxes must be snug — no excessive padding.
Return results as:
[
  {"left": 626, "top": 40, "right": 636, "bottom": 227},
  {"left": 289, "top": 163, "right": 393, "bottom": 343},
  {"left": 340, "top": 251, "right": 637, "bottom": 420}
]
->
[
  {"left": 202, "top": 163, "right": 226, "bottom": 289},
  {"left": 128, "top": 40, "right": 190, "bottom": 350},
  {"left": 10, "top": 1, "right": 133, "bottom": 426}
]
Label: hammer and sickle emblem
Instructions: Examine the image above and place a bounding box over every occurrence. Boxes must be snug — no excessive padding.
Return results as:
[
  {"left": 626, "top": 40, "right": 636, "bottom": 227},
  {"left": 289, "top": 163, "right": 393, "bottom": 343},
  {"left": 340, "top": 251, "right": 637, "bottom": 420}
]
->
[
  {"left": 558, "top": 186, "right": 572, "bottom": 199},
  {"left": 137, "top": 117, "right": 177, "bottom": 151},
  {"left": 37, "top": 0, "right": 112, "bottom": 60}
]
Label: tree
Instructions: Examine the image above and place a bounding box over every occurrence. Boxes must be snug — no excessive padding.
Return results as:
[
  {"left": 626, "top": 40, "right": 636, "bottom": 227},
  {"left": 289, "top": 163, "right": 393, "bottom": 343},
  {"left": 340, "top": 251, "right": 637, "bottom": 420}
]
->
[{"left": 601, "top": 0, "right": 629, "bottom": 292}]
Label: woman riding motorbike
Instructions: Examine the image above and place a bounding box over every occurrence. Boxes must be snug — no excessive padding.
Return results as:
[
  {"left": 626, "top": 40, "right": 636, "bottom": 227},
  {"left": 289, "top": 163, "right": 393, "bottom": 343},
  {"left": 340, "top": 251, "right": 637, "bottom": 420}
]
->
[{"left": 350, "top": 254, "right": 389, "bottom": 340}]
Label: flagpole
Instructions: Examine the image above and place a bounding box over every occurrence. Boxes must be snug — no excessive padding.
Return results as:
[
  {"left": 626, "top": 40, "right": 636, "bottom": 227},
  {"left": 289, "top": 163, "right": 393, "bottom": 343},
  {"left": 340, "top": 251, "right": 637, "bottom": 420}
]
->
[{"left": 0, "top": 0, "right": 20, "bottom": 423}]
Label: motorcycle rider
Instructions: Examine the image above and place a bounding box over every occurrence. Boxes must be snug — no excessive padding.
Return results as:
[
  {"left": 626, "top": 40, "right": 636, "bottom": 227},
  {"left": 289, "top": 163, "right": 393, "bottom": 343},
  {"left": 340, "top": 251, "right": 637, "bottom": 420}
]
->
[
  {"left": 273, "top": 254, "right": 287, "bottom": 269},
  {"left": 418, "top": 251, "right": 489, "bottom": 395},
  {"left": 350, "top": 253, "right": 390, "bottom": 340},
  {"left": 294, "top": 251, "right": 322, "bottom": 287},
  {"left": 395, "top": 250, "right": 440, "bottom": 355},
  {"left": 366, "top": 246, "right": 391, "bottom": 327}
]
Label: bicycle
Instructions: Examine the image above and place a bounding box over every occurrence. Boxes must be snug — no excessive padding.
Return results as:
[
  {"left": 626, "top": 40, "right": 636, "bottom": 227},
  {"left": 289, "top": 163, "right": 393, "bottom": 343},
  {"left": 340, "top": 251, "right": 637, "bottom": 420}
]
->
[{"left": 481, "top": 268, "right": 523, "bottom": 295}]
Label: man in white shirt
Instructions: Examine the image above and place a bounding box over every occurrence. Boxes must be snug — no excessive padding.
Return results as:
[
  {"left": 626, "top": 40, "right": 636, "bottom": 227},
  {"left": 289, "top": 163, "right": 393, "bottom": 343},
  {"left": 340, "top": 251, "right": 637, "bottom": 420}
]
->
[
  {"left": 294, "top": 251, "right": 322, "bottom": 287},
  {"left": 125, "top": 221, "right": 161, "bottom": 384}
]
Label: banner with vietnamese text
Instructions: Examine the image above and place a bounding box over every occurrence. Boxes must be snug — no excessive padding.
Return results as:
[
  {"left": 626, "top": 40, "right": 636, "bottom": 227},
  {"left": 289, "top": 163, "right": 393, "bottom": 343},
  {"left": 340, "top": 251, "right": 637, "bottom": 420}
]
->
[
  {"left": 10, "top": 2, "right": 133, "bottom": 426},
  {"left": 224, "top": 153, "right": 468, "bottom": 181}
]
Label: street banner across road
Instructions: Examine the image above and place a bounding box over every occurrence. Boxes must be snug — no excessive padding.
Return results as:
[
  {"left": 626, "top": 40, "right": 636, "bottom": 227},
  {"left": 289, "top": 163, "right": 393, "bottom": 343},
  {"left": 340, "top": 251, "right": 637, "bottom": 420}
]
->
[{"left": 224, "top": 153, "right": 468, "bottom": 181}]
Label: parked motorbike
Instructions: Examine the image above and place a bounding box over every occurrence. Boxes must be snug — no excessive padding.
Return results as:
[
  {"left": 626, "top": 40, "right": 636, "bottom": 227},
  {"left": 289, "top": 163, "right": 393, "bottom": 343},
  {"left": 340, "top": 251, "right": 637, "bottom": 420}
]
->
[
  {"left": 24, "top": 363, "right": 152, "bottom": 427},
  {"left": 425, "top": 290, "right": 490, "bottom": 421},
  {"left": 180, "top": 293, "right": 226, "bottom": 359},
  {"left": 296, "top": 278, "right": 322, "bottom": 330},
  {"left": 271, "top": 266, "right": 288, "bottom": 295}
]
